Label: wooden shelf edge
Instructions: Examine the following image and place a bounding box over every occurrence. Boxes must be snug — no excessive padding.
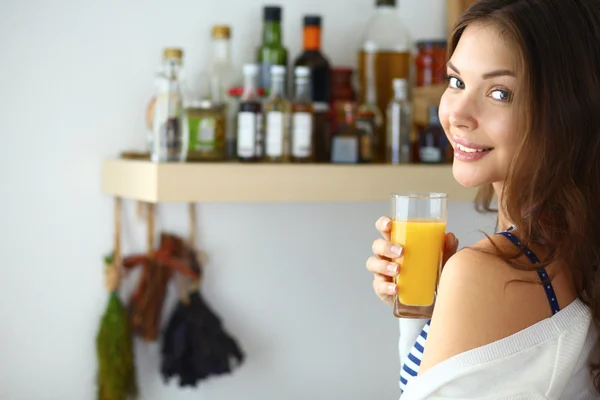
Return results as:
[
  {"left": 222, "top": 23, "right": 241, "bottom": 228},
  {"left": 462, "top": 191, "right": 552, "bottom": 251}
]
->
[{"left": 101, "top": 159, "right": 478, "bottom": 203}]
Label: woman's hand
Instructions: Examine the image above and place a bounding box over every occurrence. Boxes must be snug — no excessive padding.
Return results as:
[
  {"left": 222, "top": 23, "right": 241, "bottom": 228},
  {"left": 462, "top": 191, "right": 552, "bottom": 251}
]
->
[{"left": 366, "top": 216, "right": 459, "bottom": 307}]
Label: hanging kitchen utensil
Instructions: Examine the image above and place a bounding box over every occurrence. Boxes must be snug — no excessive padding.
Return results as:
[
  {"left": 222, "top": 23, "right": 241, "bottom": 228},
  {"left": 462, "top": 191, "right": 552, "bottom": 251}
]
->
[
  {"left": 123, "top": 204, "right": 201, "bottom": 342},
  {"left": 96, "top": 197, "right": 138, "bottom": 400},
  {"left": 161, "top": 203, "right": 245, "bottom": 387}
]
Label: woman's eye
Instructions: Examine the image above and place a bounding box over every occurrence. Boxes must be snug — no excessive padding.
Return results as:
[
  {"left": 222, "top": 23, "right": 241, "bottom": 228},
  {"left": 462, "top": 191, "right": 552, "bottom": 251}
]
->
[
  {"left": 447, "top": 76, "right": 465, "bottom": 90},
  {"left": 490, "top": 89, "right": 513, "bottom": 102}
]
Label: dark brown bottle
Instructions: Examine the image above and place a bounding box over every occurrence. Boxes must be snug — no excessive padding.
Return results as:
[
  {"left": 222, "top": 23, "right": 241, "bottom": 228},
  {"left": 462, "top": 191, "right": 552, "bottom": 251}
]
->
[
  {"left": 293, "top": 15, "right": 331, "bottom": 104},
  {"left": 294, "top": 16, "right": 331, "bottom": 163}
]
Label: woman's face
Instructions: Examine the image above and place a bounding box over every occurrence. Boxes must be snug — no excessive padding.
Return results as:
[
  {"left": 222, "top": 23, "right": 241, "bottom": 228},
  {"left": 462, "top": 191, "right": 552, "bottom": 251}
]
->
[{"left": 439, "top": 23, "right": 520, "bottom": 188}]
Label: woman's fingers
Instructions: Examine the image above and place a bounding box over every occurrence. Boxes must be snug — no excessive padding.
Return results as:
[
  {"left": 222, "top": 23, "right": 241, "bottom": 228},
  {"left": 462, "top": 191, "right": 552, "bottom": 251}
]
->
[
  {"left": 372, "top": 273, "right": 398, "bottom": 301},
  {"left": 371, "top": 238, "right": 403, "bottom": 259},
  {"left": 376, "top": 216, "right": 392, "bottom": 241},
  {"left": 366, "top": 256, "right": 400, "bottom": 277}
]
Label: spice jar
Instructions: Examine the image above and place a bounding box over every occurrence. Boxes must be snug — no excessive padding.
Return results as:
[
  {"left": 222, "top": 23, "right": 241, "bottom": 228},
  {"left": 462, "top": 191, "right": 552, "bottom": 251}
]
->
[
  {"left": 416, "top": 41, "right": 447, "bottom": 87},
  {"left": 186, "top": 100, "right": 227, "bottom": 161},
  {"left": 330, "top": 67, "right": 356, "bottom": 134}
]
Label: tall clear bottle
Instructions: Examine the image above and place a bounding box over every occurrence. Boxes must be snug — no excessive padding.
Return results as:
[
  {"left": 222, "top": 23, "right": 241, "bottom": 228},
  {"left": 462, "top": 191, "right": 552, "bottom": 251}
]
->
[
  {"left": 386, "top": 78, "right": 411, "bottom": 164},
  {"left": 291, "top": 66, "right": 314, "bottom": 162},
  {"left": 208, "top": 25, "right": 236, "bottom": 158},
  {"left": 236, "top": 64, "right": 263, "bottom": 162},
  {"left": 358, "top": 0, "right": 413, "bottom": 161},
  {"left": 151, "top": 48, "right": 188, "bottom": 162},
  {"left": 264, "top": 65, "right": 291, "bottom": 162}
]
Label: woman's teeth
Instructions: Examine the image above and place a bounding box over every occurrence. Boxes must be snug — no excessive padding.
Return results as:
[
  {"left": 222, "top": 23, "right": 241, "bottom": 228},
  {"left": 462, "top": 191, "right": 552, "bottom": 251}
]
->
[{"left": 457, "top": 143, "right": 491, "bottom": 153}]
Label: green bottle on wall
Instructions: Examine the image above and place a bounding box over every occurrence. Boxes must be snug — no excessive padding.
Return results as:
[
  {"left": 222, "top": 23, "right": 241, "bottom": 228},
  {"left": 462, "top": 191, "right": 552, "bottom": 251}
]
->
[{"left": 257, "top": 6, "right": 288, "bottom": 95}]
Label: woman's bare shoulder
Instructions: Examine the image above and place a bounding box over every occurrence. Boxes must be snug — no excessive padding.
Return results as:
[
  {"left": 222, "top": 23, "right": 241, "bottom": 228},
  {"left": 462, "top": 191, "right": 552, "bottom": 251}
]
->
[{"left": 418, "top": 235, "right": 549, "bottom": 375}]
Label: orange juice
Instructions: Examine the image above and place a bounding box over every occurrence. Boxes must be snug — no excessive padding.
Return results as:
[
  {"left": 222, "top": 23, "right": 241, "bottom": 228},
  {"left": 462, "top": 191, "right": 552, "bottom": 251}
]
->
[{"left": 391, "top": 219, "right": 446, "bottom": 306}]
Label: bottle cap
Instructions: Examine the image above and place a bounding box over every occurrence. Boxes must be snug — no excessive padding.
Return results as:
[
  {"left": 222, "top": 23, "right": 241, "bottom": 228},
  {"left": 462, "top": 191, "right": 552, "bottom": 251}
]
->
[
  {"left": 264, "top": 6, "right": 282, "bottom": 22},
  {"left": 243, "top": 64, "right": 260, "bottom": 76},
  {"left": 393, "top": 78, "right": 407, "bottom": 92},
  {"left": 295, "top": 66, "right": 311, "bottom": 78},
  {"left": 163, "top": 48, "right": 183, "bottom": 60},
  {"left": 212, "top": 25, "right": 231, "bottom": 39},
  {"left": 270, "top": 65, "right": 286, "bottom": 75},
  {"left": 303, "top": 15, "right": 321, "bottom": 27},
  {"left": 228, "top": 86, "right": 266, "bottom": 98}
]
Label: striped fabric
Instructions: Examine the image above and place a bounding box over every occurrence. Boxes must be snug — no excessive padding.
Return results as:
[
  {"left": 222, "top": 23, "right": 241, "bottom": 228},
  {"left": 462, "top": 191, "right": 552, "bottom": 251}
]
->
[
  {"left": 399, "top": 320, "right": 430, "bottom": 393},
  {"left": 399, "top": 228, "right": 560, "bottom": 395}
]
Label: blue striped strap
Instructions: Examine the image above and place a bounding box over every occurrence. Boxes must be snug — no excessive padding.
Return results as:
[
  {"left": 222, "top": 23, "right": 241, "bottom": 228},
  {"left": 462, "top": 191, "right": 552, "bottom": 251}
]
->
[{"left": 497, "top": 230, "right": 560, "bottom": 315}]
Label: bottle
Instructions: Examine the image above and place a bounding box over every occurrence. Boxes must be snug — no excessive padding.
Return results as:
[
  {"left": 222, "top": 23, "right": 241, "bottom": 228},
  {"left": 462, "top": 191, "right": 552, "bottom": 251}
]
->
[
  {"left": 207, "top": 25, "right": 236, "bottom": 158},
  {"left": 294, "top": 15, "right": 332, "bottom": 163},
  {"left": 209, "top": 25, "right": 235, "bottom": 103},
  {"left": 236, "top": 64, "right": 263, "bottom": 162},
  {"left": 330, "top": 67, "right": 356, "bottom": 134},
  {"left": 358, "top": 0, "right": 413, "bottom": 160},
  {"left": 264, "top": 65, "right": 291, "bottom": 162},
  {"left": 151, "top": 48, "right": 188, "bottom": 162},
  {"left": 331, "top": 102, "right": 360, "bottom": 164},
  {"left": 257, "top": 6, "right": 288, "bottom": 95},
  {"left": 419, "top": 105, "right": 450, "bottom": 164},
  {"left": 293, "top": 15, "right": 331, "bottom": 104},
  {"left": 290, "top": 66, "right": 314, "bottom": 162},
  {"left": 356, "top": 70, "right": 383, "bottom": 163},
  {"left": 386, "top": 78, "right": 411, "bottom": 164}
]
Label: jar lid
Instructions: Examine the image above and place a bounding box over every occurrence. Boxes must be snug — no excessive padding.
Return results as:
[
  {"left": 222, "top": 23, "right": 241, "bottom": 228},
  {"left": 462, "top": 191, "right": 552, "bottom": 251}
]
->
[
  {"left": 163, "top": 48, "right": 183, "bottom": 59},
  {"left": 331, "top": 67, "right": 353, "bottom": 75},
  {"left": 212, "top": 25, "right": 231, "bottom": 39}
]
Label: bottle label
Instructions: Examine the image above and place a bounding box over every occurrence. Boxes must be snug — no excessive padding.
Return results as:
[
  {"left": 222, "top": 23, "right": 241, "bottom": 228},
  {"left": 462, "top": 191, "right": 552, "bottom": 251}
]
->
[
  {"left": 420, "top": 147, "right": 442, "bottom": 163},
  {"left": 255, "top": 113, "right": 264, "bottom": 158},
  {"left": 266, "top": 111, "right": 284, "bottom": 157},
  {"left": 237, "top": 112, "right": 256, "bottom": 157},
  {"left": 158, "top": 118, "right": 183, "bottom": 160},
  {"left": 292, "top": 112, "right": 313, "bottom": 158},
  {"left": 356, "top": 117, "right": 375, "bottom": 162},
  {"left": 332, "top": 137, "right": 359, "bottom": 163},
  {"left": 188, "top": 116, "right": 219, "bottom": 152}
]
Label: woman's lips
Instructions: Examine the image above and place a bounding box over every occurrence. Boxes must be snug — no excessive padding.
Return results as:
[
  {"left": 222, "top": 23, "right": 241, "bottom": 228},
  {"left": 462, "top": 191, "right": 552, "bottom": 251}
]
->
[{"left": 451, "top": 136, "right": 494, "bottom": 162}]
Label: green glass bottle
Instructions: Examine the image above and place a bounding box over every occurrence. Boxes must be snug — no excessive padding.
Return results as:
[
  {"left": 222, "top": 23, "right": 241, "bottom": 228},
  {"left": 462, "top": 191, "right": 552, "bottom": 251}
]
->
[{"left": 257, "top": 6, "right": 288, "bottom": 95}]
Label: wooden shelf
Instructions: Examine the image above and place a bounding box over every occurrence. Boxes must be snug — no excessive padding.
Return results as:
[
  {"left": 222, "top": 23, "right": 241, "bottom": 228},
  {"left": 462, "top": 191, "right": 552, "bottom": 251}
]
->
[{"left": 101, "top": 159, "right": 477, "bottom": 203}]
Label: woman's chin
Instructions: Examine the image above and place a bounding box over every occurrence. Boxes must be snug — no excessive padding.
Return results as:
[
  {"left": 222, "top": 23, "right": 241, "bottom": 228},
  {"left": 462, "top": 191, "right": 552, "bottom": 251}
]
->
[{"left": 452, "top": 162, "right": 489, "bottom": 188}]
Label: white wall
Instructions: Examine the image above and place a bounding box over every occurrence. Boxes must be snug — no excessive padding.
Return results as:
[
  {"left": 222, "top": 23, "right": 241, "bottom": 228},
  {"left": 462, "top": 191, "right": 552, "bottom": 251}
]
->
[{"left": 0, "top": 0, "right": 496, "bottom": 399}]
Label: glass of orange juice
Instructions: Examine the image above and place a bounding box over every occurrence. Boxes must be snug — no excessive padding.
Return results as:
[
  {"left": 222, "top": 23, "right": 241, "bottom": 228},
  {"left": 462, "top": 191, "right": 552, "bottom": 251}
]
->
[{"left": 391, "top": 192, "right": 448, "bottom": 318}]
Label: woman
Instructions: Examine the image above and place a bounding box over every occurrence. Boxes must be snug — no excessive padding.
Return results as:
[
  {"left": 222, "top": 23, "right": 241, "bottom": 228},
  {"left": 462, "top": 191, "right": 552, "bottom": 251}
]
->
[{"left": 366, "top": 1, "right": 600, "bottom": 398}]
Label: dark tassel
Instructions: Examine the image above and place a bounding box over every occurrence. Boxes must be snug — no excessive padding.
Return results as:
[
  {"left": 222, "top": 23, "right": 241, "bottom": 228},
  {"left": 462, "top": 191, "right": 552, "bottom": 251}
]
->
[
  {"left": 161, "top": 291, "right": 245, "bottom": 387},
  {"left": 96, "top": 255, "right": 138, "bottom": 400}
]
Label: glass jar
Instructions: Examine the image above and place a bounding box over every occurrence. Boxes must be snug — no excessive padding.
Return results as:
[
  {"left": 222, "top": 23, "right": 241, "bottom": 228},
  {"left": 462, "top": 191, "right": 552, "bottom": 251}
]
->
[
  {"left": 185, "top": 100, "right": 227, "bottom": 161},
  {"left": 330, "top": 67, "right": 356, "bottom": 134},
  {"left": 415, "top": 41, "right": 447, "bottom": 87}
]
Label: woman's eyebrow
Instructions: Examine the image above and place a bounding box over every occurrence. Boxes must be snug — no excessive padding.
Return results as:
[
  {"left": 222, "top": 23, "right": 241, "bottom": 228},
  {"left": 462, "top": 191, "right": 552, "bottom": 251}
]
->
[{"left": 447, "top": 61, "right": 516, "bottom": 79}]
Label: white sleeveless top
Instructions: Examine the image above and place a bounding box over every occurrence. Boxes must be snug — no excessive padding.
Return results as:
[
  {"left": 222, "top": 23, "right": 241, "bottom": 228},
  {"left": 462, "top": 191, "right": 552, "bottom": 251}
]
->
[{"left": 397, "top": 298, "right": 600, "bottom": 399}]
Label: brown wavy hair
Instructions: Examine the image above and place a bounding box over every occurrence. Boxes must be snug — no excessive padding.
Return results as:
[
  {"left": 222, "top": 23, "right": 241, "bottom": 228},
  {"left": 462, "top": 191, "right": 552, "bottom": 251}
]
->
[{"left": 451, "top": 0, "right": 600, "bottom": 390}]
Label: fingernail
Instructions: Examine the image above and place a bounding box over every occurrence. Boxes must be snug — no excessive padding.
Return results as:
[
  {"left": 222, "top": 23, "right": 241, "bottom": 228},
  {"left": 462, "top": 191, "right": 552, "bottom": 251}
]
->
[
  {"left": 382, "top": 218, "right": 391, "bottom": 229},
  {"left": 388, "top": 284, "right": 398, "bottom": 294},
  {"left": 391, "top": 245, "right": 403, "bottom": 257},
  {"left": 388, "top": 263, "right": 399, "bottom": 274}
]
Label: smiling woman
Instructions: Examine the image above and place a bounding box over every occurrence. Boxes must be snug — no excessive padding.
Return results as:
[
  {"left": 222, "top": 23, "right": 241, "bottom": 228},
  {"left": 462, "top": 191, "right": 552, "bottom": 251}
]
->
[
  {"left": 364, "top": 0, "right": 600, "bottom": 399},
  {"left": 441, "top": 23, "right": 519, "bottom": 188}
]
